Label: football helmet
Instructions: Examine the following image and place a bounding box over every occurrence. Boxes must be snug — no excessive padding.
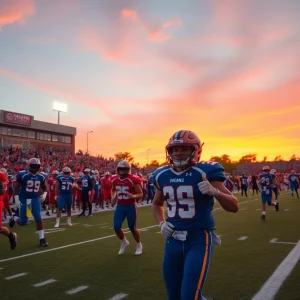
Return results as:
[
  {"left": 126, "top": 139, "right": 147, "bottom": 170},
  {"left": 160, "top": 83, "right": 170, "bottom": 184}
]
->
[
  {"left": 262, "top": 166, "right": 271, "bottom": 172},
  {"left": 166, "top": 130, "right": 202, "bottom": 168},
  {"left": 84, "top": 168, "right": 90, "bottom": 174},
  {"left": 63, "top": 167, "right": 71, "bottom": 176},
  {"left": 28, "top": 158, "right": 41, "bottom": 174},
  {"left": 105, "top": 171, "right": 110, "bottom": 176},
  {"left": 0, "top": 168, "right": 7, "bottom": 174},
  {"left": 117, "top": 160, "right": 131, "bottom": 177},
  {"left": 270, "top": 169, "right": 276, "bottom": 174},
  {"left": 291, "top": 170, "right": 296, "bottom": 173},
  {"left": 52, "top": 170, "right": 59, "bottom": 177}
]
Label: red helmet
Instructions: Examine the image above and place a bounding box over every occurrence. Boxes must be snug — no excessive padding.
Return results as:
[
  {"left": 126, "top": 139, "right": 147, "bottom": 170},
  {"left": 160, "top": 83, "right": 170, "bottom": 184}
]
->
[{"left": 166, "top": 130, "right": 202, "bottom": 168}]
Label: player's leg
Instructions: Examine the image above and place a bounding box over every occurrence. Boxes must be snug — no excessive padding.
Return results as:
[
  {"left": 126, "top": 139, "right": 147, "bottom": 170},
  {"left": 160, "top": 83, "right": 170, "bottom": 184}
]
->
[
  {"left": 268, "top": 195, "right": 279, "bottom": 211},
  {"left": 261, "top": 197, "right": 267, "bottom": 220},
  {"left": 55, "top": 195, "right": 65, "bottom": 228},
  {"left": 9, "top": 197, "right": 27, "bottom": 227},
  {"left": 127, "top": 203, "right": 142, "bottom": 255},
  {"left": 113, "top": 205, "right": 129, "bottom": 254},
  {"left": 163, "top": 237, "right": 184, "bottom": 300},
  {"left": 79, "top": 191, "right": 87, "bottom": 216},
  {"left": 31, "top": 198, "right": 48, "bottom": 247},
  {"left": 66, "top": 194, "right": 73, "bottom": 225},
  {"left": 0, "top": 201, "right": 17, "bottom": 250},
  {"left": 181, "top": 230, "right": 214, "bottom": 300},
  {"left": 295, "top": 186, "right": 299, "bottom": 198},
  {"left": 241, "top": 186, "right": 244, "bottom": 197}
]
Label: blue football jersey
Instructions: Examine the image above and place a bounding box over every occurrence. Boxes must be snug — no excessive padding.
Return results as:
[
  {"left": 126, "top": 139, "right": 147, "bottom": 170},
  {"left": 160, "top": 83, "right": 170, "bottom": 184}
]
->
[
  {"left": 80, "top": 175, "right": 93, "bottom": 191},
  {"left": 57, "top": 175, "right": 75, "bottom": 194},
  {"left": 153, "top": 161, "right": 226, "bottom": 231},
  {"left": 240, "top": 176, "right": 248, "bottom": 185},
  {"left": 259, "top": 173, "right": 275, "bottom": 193},
  {"left": 17, "top": 171, "right": 46, "bottom": 199},
  {"left": 288, "top": 174, "right": 297, "bottom": 184}
]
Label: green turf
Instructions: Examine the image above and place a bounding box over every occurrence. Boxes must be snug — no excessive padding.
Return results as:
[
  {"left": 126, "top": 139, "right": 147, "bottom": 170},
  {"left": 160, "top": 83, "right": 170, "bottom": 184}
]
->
[{"left": 0, "top": 192, "right": 299, "bottom": 300}]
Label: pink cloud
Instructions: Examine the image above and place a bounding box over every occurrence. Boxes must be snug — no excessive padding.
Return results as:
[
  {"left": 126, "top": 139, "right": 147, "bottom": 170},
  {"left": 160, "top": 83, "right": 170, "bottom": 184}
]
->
[
  {"left": 121, "top": 9, "right": 138, "bottom": 21},
  {"left": 0, "top": 0, "right": 35, "bottom": 30}
]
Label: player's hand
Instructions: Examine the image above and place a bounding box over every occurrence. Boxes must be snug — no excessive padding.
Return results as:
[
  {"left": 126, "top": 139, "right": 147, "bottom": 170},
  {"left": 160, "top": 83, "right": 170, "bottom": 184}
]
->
[
  {"left": 126, "top": 192, "right": 134, "bottom": 199},
  {"left": 160, "top": 221, "right": 175, "bottom": 238},
  {"left": 88, "top": 191, "right": 91, "bottom": 196},
  {"left": 198, "top": 176, "right": 218, "bottom": 196},
  {"left": 111, "top": 197, "right": 116, "bottom": 205},
  {"left": 54, "top": 196, "right": 58, "bottom": 200}
]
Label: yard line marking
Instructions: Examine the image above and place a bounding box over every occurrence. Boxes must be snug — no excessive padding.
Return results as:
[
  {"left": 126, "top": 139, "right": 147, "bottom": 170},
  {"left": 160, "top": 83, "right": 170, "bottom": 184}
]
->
[
  {"left": 66, "top": 285, "right": 89, "bottom": 295},
  {"left": 270, "top": 238, "right": 278, "bottom": 243},
  {"left": 32, "top": 279, "right": 57, "bottom": 287},
  {"left": 98, "top": 226, "right": 109, "bottom": 228},
  {"left": 252, "top": 241, "right": 300, "bottom": 300},
  {"left": 156, "top": 232, "right": 161, "bottom": 234},
  {"left": 0, "top": 267, "right": 3, "bottom": 270},
  {"left": 274, "top": 241, "right": 297, "bottom": 245},
  {"left": 5, "top": 273, "right": 27, "bottom": 280},
  {"left": 0, "top": 225, "right": 158, "bottom": 263},
  {"left": 238, "top": 236, "right": 248, "bottom": 241},
  {"left": 108, "top": 293, "right": 128, "bottom": 300},
  {"left": 139, "top": 228, "right": 148, "bottom": 231},
  {"left": 284, "top": 209, "right": 290, "bottom": 212}
]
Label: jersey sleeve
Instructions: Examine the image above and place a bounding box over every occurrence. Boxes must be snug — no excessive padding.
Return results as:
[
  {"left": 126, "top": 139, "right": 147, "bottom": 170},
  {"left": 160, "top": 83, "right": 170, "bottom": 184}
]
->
[
  {"left": 133, "top": 175, "right": 142, "bottom": 185},
  {"left": 200, "top": 162, "right": 226, "bottom": 182},
  {"left": 16, "top": 171, "right": 24, "bottom": 183}
]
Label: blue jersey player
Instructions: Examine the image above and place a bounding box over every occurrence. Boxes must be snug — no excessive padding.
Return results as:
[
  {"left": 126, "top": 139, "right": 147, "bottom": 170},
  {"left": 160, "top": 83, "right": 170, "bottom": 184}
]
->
[
  {"left": 54, "top": 167, "right": 75, "bottom": 228},
  {"left": 259, "top": 166, "right": 279, "bottom": 220},
  {"left": 288, "top": 170, "right": 299, "bottom": 199},
  {"left": 9, "top": 158, "right": 48, "bottom": 247},
  {"left": 152, "top": 130, "right": 239, "bottom": 300}
]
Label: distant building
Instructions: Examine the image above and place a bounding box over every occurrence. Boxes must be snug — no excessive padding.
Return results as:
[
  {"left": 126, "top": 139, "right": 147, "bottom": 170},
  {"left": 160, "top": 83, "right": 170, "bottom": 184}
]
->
[{"left": 0, "top": 110, "right": 76, "bottom": 152}]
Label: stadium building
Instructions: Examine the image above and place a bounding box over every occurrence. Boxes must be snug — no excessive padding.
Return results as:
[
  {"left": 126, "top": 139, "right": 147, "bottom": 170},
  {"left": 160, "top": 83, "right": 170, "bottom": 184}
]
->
[{"left": 0, "top": 110, "right": 76, "bottom": 152}]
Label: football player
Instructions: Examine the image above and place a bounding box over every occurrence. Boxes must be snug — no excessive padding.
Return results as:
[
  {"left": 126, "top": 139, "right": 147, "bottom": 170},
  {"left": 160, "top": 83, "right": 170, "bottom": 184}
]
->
[
  {"left": 78, "top": 168, "right": 95, "bottom": 217},
  {"left": 152, "top": 130, "right": 239, "bottom": 300},
  {"left": 101, "top": 172, "right": 112, "bottom": 209},
  {"left": 54, "top": 167, "right": 75, "bottom": 228},
  {"left": 288, "top": 170, "right": 299, "bottom": 199},
  {"left": 0, "top": 170, "right": 17, "bottom": 250},
  {"left": 46, "top": 170, "right": 59, "bottom": 216},
  {"left": 240, "top": 173, "right": 248, "bottom": 198},
  {"left": 9, "top": 158, "right": 48, "bottom": 247},
  {"left": 111, "top": 161, "right": 143, "bottom": 255},
  {"left": 259, "top": 166, "right": 279, "bottom": 220}
]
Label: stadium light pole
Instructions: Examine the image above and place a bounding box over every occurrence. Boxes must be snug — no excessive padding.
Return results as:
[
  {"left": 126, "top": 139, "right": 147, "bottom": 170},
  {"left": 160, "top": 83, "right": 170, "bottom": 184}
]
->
[
  {"left": 147, "top": 148, "right": 151, "bottom": 165},
  {"left": 53, "top": 102, "right": 67, "bottom": 125},
  {"left": 87, "top": 131, "right": 93, "bottom": 154}
]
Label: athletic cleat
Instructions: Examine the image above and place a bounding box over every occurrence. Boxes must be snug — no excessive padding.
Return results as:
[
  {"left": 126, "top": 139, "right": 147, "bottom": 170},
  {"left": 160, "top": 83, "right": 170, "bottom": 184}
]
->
[
  {"left": 9, "top": 232, "right": 17, "bottom": 250},
  {"left": 40, "top": 238, "right": 48, "bottom": 247},
  {"left": 67, "top": 221, "right": 72, "bottom": 226},
  {"left": 260, "top": 215, "right": 265, "bottom": 221},
  {"left": 275, "top": 202, "right": 279, "bottom": 211},
  {"left": 46, "top": 211, "right": 50, "bottom": 216},
  {"left": 118, "top": 239, "right": 130, "bottom": 255},
  {"left": 54, "top": 222, "right": 59, "bottom": 228},
  {"left": 135, "top": 243, "right": 143, "bottom": 255}
]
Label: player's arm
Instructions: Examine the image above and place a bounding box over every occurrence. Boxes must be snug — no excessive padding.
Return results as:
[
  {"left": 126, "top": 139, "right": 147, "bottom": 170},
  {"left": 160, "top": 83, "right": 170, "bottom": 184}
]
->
[
  {"left": 55, "top": 180, "right": 60, "bottom": 198},
  {"left": 111, "top": 185, "right": 117, "bottom": 204},
  {"left": 152, "top": 189, "right": 166, "bottom": 225},
  {"left": 211, "top": 180, "right": 239, "bottom": 212},
  {"left": 127, "top": 184, "right": 143, "bottom": 200}
]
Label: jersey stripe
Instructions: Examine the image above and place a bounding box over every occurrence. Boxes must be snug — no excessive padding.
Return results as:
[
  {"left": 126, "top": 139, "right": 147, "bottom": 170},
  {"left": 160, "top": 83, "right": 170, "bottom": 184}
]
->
[{"left": 191, "top": 166, "right": 206, "bottom": 177}]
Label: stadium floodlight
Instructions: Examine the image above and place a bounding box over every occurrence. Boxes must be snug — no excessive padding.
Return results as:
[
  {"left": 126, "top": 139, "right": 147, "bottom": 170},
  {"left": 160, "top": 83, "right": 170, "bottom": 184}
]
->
[{"left": 53, "top": 102, "right": 68, "bottom": 125}]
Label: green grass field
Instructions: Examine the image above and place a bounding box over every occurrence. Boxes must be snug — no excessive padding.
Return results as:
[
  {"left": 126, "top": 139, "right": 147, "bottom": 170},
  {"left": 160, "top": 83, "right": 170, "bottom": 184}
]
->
[{"left": 1, "top": 192, "right": 300, "bottom": 300}]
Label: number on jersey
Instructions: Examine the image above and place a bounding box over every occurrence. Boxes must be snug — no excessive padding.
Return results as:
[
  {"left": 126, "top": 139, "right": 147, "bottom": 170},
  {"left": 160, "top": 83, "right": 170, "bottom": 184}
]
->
[
  {"left": 116, "top": 186, "right": 129, "bottom": 199},
  {"left": 163, "top": 185, "right": 195, "bottom": 219},
  {"left": 26, "top": 180, "right": 41, "bottom": 193}
]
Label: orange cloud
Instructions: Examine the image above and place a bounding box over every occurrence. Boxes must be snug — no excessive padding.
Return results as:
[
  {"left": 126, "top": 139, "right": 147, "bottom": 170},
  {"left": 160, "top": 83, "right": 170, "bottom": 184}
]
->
[
  {"left": 0, "top": 0, "right": 35, "bottom": 30},
  {"left": 121, "top": 9, "right": 138, "bottom": 21},
  {"left": 148, "top": 17, "right": 182, "bottom": 42}
]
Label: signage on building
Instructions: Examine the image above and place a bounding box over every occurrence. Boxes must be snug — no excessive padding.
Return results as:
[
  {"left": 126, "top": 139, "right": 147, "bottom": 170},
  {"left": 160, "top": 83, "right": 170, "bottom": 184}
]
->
[{"left": 4, "top": 111, "right": 33, "bottom": 126}]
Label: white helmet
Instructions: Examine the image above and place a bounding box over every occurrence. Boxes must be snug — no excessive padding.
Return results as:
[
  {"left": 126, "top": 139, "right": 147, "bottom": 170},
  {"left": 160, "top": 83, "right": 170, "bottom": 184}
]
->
[
  {"left": 117, "top": 160, "right": 131, "bottom": 177},
  {"left": 0, "top": 168, "right": 7, "bottom": 174}
]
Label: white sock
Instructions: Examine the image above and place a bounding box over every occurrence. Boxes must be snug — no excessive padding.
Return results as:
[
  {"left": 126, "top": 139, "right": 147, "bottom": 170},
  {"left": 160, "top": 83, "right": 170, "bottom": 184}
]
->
[
  {"left": 56, "top": 217, "right": 60, "bottom": 224},
  {"left": 38, "top": 230, "right": 44, "bottom": 239},
  {"left": 262, "top": 211, "right": 266, "bottom": 216},
  {"left": 137, "top": 242, "right": 142, "bottom": 247},
  {"left": 122, "top": 238, "right": 128, "bottom": 244},
  {"left": 68, "top": 217, "right": 71, "bottom": 223}
]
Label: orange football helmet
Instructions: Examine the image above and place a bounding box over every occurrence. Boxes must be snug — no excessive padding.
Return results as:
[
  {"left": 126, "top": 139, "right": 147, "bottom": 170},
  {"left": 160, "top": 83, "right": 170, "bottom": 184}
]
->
[
  {"left": 166, "top": 130, "right": 202, "bottom": 168},
  {"left": 262, "top": 166, "right": 271, "bottom": 172}
]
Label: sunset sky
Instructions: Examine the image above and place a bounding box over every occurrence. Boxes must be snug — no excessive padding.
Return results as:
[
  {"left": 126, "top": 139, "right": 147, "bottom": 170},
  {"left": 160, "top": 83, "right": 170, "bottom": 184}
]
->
[{"left": 0, "top": 0, "right": 300, "bottom": 166}]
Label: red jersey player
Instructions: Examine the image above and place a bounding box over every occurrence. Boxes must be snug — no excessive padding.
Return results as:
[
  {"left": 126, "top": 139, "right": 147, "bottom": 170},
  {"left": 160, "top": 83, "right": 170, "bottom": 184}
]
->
[
  {"left": 0, "top": 171, "right": 17, "bottom": 250},
  {"left": 111, "top": 160, "right": 143, "bottom": 255}
]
